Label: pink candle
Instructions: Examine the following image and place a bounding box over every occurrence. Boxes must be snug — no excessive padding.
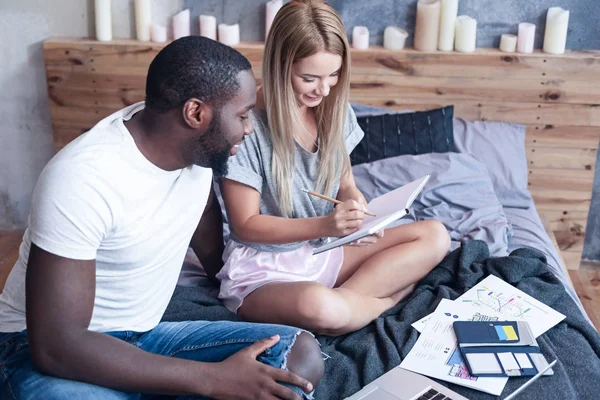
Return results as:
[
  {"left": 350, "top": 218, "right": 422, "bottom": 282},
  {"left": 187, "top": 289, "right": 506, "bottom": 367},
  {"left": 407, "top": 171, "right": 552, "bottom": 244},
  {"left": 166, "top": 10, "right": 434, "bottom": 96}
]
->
[
  {"left": 200, "top": 15, "right": 217, "bottom": 40},
  {"left": 151, "top": 24, "right": 167, "bottom": 43},
  {"left": 173, "top": 9, "right": 190, "bottom": 40},
  {"left": 218, "top": 23, "right": 240, "bottom": 46},
  {"left": 265, "top": 0, "right": 283, "bottom": 40},
  {"left": 517, "top": 23, "right": 535, "bottom": 54}
]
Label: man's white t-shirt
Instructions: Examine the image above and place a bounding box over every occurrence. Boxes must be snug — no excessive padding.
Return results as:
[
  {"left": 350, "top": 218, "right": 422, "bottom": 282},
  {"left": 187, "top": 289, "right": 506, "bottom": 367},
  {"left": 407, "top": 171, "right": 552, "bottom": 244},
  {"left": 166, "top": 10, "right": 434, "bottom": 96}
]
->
[{"left": 0, "top": 102, "right": 212, "bottom": 333}]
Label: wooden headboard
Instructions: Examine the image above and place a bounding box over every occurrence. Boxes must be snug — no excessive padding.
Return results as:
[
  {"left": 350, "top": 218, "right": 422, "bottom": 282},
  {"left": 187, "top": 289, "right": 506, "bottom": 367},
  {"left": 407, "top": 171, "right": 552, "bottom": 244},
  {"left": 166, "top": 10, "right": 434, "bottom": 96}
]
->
[{"left": 43, "top": 38, "right": 600, "bottom": 270}]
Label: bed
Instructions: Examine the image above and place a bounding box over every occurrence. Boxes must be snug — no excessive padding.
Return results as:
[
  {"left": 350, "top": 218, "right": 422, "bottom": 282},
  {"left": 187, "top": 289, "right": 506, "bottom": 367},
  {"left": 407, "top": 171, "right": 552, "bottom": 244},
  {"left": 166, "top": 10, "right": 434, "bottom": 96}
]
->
[{"left": 43, "top": 39, "right": 600, "bottom": 399}]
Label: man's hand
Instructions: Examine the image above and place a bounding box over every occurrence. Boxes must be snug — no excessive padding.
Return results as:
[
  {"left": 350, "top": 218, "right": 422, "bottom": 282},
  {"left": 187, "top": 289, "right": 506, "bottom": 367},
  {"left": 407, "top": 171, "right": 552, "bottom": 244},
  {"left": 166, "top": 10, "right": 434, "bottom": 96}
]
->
[{"left": 208, "top": 335, "right": 313, "bottom": 400}]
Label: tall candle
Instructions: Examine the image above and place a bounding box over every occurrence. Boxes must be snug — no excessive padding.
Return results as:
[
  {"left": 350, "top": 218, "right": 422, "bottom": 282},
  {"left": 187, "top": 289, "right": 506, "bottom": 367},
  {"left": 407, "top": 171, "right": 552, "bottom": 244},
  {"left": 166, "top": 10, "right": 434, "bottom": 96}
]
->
[
  {"left": 173, "top": 9, "right": 190, "bottom": 40},
  {"left": 454, "top": 15, "right": 477, "bottom": 53},
  {"left": 352, "top": 26, "right": 369, "bottom": 50},
  {"left": 265, "top": 0, "right": 283, "bottom": 40},
  {"left": 517, "top": 22, "right": 535, "bottom": 54},
  {"left": 414, "top": 0, "right": 441, "bottom": 51},
  {"left": 499, "top": 34, "right": 517, "bottom": 53},
  {"left": 218, "top": 23, "right": 240, "bottom": 46},
  {"left": 134, "top": 0, "right": 151, "bottom": 41},
  {"left": 200, "top": 15, "right": 217, "bottom": 40},
  {"left": 438, "top": 0, "right": 458, "bottom": 51},
  {"left": 151, "top": 24, "right": 167, "bottom": 43},
  {"left": 95, "top": 0, "right": 112, "bottom": 42},
  {"left": 384, "top": 26, "right": 409, "bottom": 51},
  {"left": 543, "top": 7, "right": 570, "bottom": 54}
]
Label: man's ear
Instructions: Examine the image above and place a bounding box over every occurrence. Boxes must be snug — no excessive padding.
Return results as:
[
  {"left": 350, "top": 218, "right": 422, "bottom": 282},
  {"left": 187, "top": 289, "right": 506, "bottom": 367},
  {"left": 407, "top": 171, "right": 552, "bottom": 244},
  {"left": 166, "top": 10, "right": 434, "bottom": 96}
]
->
[{"left": 182, "top": 98, "right": 212, "bottom": 132}]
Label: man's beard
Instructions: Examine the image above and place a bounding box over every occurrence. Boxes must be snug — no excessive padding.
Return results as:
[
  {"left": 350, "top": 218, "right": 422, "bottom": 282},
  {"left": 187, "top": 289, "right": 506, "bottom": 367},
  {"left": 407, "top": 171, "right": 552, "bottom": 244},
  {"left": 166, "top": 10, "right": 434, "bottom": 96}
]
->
[{"left": 184, "top": 111, "right": 232, "bottom": 177}]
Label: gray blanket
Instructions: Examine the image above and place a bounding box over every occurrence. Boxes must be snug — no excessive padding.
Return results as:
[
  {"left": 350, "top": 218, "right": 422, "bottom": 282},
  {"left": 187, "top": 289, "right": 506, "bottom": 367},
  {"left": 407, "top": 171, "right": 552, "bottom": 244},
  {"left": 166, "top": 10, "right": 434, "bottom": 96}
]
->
[{"left": 163, "top": 241, "right": 600, "bottom": 400}]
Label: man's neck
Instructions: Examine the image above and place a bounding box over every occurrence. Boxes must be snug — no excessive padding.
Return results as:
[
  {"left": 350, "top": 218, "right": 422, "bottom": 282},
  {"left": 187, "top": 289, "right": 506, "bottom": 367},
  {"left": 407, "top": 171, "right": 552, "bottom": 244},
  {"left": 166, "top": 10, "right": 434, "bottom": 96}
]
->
[{"left": 124, "top": 109, "right": 186, "bottom": 171}]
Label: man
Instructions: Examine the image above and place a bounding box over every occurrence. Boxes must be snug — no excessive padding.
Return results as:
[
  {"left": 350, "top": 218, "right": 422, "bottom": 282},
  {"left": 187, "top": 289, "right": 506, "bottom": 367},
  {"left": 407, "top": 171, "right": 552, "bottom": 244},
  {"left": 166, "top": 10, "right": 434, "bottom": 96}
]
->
[{"left": 0, "top": 37, "right": 323, "bottom": 399}]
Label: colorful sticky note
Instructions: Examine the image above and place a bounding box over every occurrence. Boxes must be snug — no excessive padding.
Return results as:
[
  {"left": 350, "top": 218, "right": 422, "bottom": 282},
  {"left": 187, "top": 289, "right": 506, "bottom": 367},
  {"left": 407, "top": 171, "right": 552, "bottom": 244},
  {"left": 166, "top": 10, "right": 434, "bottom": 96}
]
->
[
  {"left": 503, "top": 325, "right": 518, "bottom": 340},
  {"left": 495, "top": 325, "right": 508, "bottom": 340}
]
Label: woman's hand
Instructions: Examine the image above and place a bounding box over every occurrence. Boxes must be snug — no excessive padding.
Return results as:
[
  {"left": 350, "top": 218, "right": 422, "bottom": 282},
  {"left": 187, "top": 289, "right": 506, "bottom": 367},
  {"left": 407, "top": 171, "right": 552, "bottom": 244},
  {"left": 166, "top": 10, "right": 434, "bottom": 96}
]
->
[
  {"left": 347, "top": 229, "right": 384, "bottom": 247},
  {"left": 322, "top": 200, "right": 366, "bottom": 237}
]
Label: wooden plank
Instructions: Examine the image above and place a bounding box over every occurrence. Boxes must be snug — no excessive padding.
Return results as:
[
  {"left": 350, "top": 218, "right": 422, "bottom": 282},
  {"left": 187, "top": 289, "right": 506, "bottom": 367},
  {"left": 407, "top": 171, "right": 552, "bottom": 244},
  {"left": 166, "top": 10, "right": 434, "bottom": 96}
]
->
[
  {"left": 526, "top": 126, "right": 600, "bottom": 148},
  {"left": 530, "top": 188, "right": 591, "bottom": 212},
  {"left": 349, "top": 74, "right": 600, "bottom": 105},
  {"left": 348, "top": 47, "right": 600, "bottom": 81},
  {"left": 569, "top": 263, "right": 600, "bottom": 330},
  {"left": 0, "top": 231, "right": 22, "bottom": 293},
  {"left": 45, "top": 38, "right": 600, "bottom": 81},
  {"left": 526, "top": 146, "right": 597, "bottom": 171},
  {"left": 348, "top": 98, "right": 600, "bottom": 127},
  {"left": 48, "top": 85, "right": 145, "bottom": 109},
  {"left": 528, "top": 171, "right": 594, "bottom": 192},
  {"left": 563, "top": 250, "right": 583, "bottom": 270},
  {"left": 540, "top": 216, "right": 574, "bottom": 286}
]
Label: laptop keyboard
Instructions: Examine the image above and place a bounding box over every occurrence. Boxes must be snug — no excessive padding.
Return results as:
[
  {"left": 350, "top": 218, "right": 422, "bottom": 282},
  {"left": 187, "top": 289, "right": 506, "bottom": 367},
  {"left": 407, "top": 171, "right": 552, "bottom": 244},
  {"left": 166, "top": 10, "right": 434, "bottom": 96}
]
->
[{"left": 416, "top": 388, "right": 455, "bottom": 400}]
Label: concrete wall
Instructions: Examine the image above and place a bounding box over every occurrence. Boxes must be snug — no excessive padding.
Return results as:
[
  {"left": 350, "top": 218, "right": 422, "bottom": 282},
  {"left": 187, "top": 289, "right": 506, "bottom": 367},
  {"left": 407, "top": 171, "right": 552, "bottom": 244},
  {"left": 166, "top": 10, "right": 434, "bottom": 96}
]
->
[{"left": 1, "top": 0, "right": 599, "bottom": 264}]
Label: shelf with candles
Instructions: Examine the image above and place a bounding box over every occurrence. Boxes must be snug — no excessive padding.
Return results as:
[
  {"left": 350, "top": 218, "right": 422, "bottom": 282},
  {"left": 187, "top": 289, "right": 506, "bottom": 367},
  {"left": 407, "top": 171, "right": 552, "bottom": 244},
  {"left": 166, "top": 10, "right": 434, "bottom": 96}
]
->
[{"left": 45, "top": 38, "right": 600, "bottom": 60}]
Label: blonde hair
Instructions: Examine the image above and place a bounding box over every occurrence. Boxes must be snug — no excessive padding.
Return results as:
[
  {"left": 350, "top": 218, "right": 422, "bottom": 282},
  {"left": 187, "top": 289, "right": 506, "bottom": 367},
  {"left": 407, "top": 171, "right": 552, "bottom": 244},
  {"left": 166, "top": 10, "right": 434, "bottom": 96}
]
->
[{"left": 263, "top": 0, "right": 351, "bottom": 217}]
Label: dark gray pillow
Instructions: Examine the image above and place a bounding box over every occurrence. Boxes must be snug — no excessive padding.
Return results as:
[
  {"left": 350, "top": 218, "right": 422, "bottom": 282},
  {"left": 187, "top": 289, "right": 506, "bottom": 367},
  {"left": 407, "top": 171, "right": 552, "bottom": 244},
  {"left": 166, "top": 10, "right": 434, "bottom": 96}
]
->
[{"left": 350, "top": 106, "right": 455, "bottom": 166}]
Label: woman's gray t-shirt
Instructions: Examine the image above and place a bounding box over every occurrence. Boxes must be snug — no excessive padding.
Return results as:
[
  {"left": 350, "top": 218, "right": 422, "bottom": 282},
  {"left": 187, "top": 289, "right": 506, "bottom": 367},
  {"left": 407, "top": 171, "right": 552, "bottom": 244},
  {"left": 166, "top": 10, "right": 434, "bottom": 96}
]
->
[{"left": 222, "top": 106, "right": 364, "bottom": 252}]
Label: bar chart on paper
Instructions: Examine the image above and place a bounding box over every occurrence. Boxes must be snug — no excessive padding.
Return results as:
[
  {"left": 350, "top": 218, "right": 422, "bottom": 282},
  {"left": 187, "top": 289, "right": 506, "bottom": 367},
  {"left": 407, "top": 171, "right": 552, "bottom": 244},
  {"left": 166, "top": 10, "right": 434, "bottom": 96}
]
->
[{"left": 457, "top": 275, "right": 565, "bottom": 337}]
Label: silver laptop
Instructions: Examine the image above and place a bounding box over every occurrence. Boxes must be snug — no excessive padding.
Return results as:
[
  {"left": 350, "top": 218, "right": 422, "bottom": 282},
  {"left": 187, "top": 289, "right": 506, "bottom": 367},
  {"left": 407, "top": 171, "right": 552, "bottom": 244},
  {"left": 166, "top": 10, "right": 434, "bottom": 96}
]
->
[{"left": 345, "top": 367, "right": 467, "bottom": 400}]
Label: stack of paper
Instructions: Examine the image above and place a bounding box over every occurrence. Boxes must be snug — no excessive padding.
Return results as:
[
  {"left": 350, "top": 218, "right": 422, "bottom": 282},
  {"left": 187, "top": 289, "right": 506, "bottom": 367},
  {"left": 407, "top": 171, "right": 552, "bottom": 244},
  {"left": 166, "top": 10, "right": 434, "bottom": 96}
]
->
[
  {"left": 412, "top": 275, "right": 566, "bottom": 337},
  {"left": 400, "top": 299, "right": 509, "bottom": 395},
  {"left": 399, "top": 275, "right": 565, "bottom": 395}
]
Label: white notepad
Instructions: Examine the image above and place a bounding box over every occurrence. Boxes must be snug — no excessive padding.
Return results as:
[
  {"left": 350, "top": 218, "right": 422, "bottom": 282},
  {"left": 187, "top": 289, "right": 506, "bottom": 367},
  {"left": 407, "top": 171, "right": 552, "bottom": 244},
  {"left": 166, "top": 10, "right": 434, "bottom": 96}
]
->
[{"left": 313, "top": 175, "right": 430, "bottom": 255}]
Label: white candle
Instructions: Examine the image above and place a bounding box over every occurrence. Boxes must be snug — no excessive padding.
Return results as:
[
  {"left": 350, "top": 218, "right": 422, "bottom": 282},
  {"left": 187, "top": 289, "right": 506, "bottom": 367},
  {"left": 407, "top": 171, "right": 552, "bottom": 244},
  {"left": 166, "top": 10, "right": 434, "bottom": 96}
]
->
[
  {"left": 454, "top": 15, "right": 477, "bottom": 53},
  {"left": 352, "top": 26, "right": 369, "bottom": 50},
  {"left": 414, "top": 0, "right": 441, "bottom": 52},
  {"left": 543, "top": 7, "right": 570, "bottom": 54},
  {"left": 384, "top": 26, "right": 409, "bottom": 50},
  {"left": 218, "top": 23, "right": 240, "bottom": 46},
  {"left": 265, "top": 0, "right": 283, "bottom": 40},
  {"left": 151, "top": 24, "right": 167, "bottom": 43},
  {"left": 517, "top": 22, "right": 536, "bottom": 54},
  {"left": 173, "top": 9, "right": 190, "bottom": 40},
  {"left": 499, "top": 34, "right": 517, "bottom": 52},
  {"left": 438, "top": 0, "right": 458, "bottom": 51},
  {"left": 200, "top": 15, "right": 217, "bottom": 40},
  {"left": 134, "top": 0, "right": 151, "bottom": 41},
  {"left": 95, "top": 0, "right": 112, "bottom": 42}
]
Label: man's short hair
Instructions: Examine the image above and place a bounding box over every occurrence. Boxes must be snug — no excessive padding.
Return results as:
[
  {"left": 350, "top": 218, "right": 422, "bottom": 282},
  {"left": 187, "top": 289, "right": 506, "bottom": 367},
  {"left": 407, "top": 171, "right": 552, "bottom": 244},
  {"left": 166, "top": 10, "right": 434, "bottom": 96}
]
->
[{"left": 145, "top": 36, "right": 252, "bottom": 112}]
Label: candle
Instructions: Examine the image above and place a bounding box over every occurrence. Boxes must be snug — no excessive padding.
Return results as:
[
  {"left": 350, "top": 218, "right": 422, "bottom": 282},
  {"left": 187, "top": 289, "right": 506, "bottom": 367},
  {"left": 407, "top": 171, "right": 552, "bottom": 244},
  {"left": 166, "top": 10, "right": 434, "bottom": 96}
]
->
[
  {"left": 517, "top": 22, "right": 535, "bottom": 54},
  {"left": 95, "top": 0, "right": 112, "bottom": 42},
  {"left": 352, "top": 26, "right": 369, "bottom": 50},
  {"left": 438, "top": 0, "right": 458, "bottom": 51},
  {"left": 499, "top": 34, "right": 517, "bottom": 53},
  {"left": 265, "top": 0, "right": 283, "bottom": 40},
  {"left": 151, "top": 24, "right": 167, "bottom": 43},
  {"left": 414, "top": 0, "right": 441, "bottom": 52},
  {"left": 134, "top": 0, "right": 151, "bottom": 41},
  {"left": 200, "top": 15, "right": 217, "bottom": 40},
  {"left": 543, "top": 7, "right": 570, "bottom": 54},
  {"left": 384, "top": 26, "right": 409, "bottom": 51},
  {"left": 173, "top": 9, "right": 190, "bottom": 40},
  {"left": 454, "top": 15, "right": 477, "bottom": 53},
  {"left": 218, "top": 23, "right": 240, "bottom": 46}
]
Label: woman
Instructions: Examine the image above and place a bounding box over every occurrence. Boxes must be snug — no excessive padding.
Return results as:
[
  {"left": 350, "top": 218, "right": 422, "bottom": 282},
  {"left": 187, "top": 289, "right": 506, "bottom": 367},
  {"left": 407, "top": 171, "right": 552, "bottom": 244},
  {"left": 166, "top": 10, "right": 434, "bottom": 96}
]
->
[{"left": 217, "top": 0, "right": 450, "bottom": 336}]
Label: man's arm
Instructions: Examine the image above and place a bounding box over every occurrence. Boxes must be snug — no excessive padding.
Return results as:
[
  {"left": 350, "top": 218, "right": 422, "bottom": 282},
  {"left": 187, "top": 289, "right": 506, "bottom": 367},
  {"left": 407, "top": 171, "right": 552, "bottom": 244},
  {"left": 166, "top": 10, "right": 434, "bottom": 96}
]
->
[
  {"left": 25, "top": 244, "right": 311, "bottom": 399},
  {"left": 189, "top": 183, "right": 225, "bottom": 281}
]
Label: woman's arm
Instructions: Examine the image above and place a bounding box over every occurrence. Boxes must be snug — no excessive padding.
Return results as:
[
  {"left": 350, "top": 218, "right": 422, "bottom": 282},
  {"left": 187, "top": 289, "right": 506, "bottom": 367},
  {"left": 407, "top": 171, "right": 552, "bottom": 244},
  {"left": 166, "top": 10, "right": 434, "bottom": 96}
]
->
[
  {"left": 221, "top": 178, "right": 364, "bottom": 244},
  {"left": 337, "top": 167, "right": 367, "bottom": 206}
]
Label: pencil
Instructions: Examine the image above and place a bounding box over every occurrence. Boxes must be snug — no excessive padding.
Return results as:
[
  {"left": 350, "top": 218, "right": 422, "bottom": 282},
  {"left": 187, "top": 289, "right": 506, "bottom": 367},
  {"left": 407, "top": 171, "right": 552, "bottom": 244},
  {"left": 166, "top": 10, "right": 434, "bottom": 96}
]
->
[
  {"left": 302, "top": 189, "right": 376, "bottom": 217},
  {"left": 503, "top": 360, "right": 557, "bottom": 400}
]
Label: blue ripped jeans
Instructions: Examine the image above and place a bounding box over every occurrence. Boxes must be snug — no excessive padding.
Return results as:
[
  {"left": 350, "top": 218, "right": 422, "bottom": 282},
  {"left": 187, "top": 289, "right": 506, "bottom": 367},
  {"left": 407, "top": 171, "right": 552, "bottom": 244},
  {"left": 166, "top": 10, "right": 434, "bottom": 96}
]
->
[{"left": 0, "top": 320, "right": 309, "bottom": 399}]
